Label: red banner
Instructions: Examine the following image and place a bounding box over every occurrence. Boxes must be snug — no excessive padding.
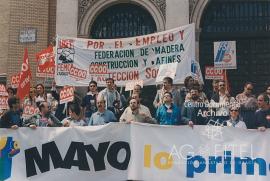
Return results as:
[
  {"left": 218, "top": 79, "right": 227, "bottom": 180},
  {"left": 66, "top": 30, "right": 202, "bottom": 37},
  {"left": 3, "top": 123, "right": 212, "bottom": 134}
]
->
[
  {"left": 36, "top": 45, "right": 55, "bottom": 71},
  {"left": 60, "top": 86, "right": 74, "bottom": 104},
  {"left": 17, "top": 48, "right": 32, "bottom": 100}
]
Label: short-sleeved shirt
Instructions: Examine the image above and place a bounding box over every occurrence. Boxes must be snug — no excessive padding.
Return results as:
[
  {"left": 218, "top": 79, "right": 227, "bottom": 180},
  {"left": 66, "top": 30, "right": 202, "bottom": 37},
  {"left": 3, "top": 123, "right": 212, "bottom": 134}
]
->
[{"left": 89, "top": 110, "right": 117, "bottom": 126}]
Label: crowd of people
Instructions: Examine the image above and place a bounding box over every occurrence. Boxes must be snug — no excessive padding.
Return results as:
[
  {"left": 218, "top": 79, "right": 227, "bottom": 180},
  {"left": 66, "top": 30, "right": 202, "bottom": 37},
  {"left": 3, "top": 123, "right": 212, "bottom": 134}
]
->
[{"left": 1, "top": 76, "right": 270, "bottom": 132}]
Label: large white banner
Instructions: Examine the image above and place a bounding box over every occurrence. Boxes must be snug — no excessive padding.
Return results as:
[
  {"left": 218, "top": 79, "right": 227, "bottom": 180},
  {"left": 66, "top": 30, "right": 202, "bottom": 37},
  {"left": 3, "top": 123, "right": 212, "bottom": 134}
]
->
[
  {"left": 55, "top": 24, "right": 195, "bottom": 86},
  {"left": 1, "top": 123, "right": 269, "bottom": 180}
]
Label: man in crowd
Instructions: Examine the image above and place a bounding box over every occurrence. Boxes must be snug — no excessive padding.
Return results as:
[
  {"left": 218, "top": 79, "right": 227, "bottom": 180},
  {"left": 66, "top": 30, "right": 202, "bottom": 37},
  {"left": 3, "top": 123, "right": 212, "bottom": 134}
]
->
[
  {"left": 62, "top": 102, "right": 86, "bottom": 126},
  {"left": 236, "top": 82, "right": 257, "bottom": 129},
  {"left": 182, "top": 86, "right": 207, "bottom": 127},
  {"left": 98, "top": 78, "right": 121, "bottom": 112},
  {"left": 23, "top": 101, "right": 62, "bottom": 128},
  {"left": 81, "top": 80, "right": 98, "bottom": 122},
  {"left": 156, "top": 92, "right": 181, "bottom": 125},
  {"left": 153, "top": 77, "right": 180, "bottom": 109},
  {"left": 0, "top": 96, "right": 22, "bottom": 129},
  {"left": 210, "top": 80, "right": 234, "bottom": 124},
  {"left": 120, "top": 98, "right": 155, "bottom": 123},
  {"left": 255, "top": 94, "right": 270, "bottom": 131},
  {"left": 89, "top": 98, "right": 117, "bottom": 125}
]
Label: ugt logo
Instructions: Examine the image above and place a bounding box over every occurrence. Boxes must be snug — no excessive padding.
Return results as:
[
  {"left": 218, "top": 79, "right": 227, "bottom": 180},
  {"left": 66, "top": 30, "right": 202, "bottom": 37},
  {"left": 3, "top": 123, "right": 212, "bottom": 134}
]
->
[
  {"left": 57, "top": 39, "right": 75, "bottom": 64},
  {"left": 0, "top": 137, "right": 20, "bottom": 181}
]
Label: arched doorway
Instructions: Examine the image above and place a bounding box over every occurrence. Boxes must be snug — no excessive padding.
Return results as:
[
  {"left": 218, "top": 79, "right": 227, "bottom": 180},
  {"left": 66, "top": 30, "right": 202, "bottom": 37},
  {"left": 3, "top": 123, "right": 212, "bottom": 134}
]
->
[
  {"left": 90, "top": 3, "right": 157, "bottom": 39},
  {"left": 89, "top": 3, "right": 158, "bottom": 113},
  {"left": 199, "top": 0, "right": 270, "bottom": 96}
]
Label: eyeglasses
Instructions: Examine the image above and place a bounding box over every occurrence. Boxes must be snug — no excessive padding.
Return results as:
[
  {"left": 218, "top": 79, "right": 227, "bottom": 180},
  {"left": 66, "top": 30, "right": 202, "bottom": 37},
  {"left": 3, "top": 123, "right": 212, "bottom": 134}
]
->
[
  {"left": 230, "top": 109, "right": 239, "bottom": 112},
  {"left": 219, "top": 84, "right": 225, "bottom": 87}
]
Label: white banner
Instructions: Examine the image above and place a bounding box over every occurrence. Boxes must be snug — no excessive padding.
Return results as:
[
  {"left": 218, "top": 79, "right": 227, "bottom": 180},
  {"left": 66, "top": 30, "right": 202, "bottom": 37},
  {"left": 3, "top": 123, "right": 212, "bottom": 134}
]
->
[
  {"left": 55, "top": 24, "right": 195, "bottom": 86},
  {"left": 214, "top": 41, "right": 237, "bottom": 69},
  {"left": 1, "top": 123, "right": 270, "bottom": 180}
]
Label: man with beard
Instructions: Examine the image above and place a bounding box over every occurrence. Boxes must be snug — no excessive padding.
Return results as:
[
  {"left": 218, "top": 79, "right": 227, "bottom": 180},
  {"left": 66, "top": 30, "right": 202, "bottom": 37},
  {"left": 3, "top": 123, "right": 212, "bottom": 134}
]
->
[
  {"left": 182, "top": 86, "right": 207, "bottom": 127},
  {"left": 89, "top": 98, "right": 116, "bottom": 125},
  {"left": 23, "top": 101, "right": 62, "bottom": 128},
  {"left": 120, "top": 98, "right": 155, "bottom": 123},
  {"left": 255, "top": 94, "right": 270, "bottom": 131}
]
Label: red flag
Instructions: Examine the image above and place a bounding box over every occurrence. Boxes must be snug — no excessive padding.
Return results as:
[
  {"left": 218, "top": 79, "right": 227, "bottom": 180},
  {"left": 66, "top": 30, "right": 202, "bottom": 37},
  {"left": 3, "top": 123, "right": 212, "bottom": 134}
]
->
[
  {"left": 36, "top": 45, "right": 55, "bottom": 71},
  {"left": 17, "top": 48, "right": 32, "bottom": 100}
]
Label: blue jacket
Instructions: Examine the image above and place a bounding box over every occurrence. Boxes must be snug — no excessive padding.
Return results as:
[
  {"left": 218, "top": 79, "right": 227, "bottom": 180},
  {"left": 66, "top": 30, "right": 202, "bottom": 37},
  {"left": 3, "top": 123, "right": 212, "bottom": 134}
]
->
[{"left": 156, "top": 103, "right": 181, "bottom": 125}]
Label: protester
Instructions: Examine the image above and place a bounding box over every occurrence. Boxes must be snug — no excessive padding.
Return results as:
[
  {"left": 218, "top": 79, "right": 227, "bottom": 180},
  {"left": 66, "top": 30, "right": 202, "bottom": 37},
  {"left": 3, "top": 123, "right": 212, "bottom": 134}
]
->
[
  {"left": 210, "top": 80, "right": 234, "bottom": 124},
  {"left": 81, "top": 80, "right": 98, "bottom": 122},
  {"left": 156, "top": 92, "right": 181, "bottom": 125},
  {"left": 255, "top": 94, "right": 270, "bottom": 131},
  {"left": 120, "top": 98, "right": 155, "bottom": 123},
  {"left": 62, "top": 102, "right": 86, "bottom": 126},
  {"left": 98, "top": 78, "right": 121, "bottom": 112},
  {"left": 0, "top": 96, "right": 22, "bottom": 129},
  {"left": 133, "top": 84, "right": 142, "bottom": 95},
  {"left": 23, "top": 101, "right": 62, "bottom": 128},
  {"left": 7, "top": 87, "right": 16, "bottom": 98},
  {"left": 111, "top": 100, "right": 125, "bottom": 121},
  {"left": 236, "top": 82, "right": 257, "bottom": 129},
  {"left": 207, "top": 79, "right": 219, "bottom": 100},
  {"left": 23, "top": 87, "right": 37, "bottom": 106},
  {"left": 153, "top": 77, "right": 180, "bottom": 109},
  {"left": 88, "top": 98, "right": 117, "bottom": 125},
  {"left": 180, "top": 76, "right": 194, "bottom": 106},
  {"left": 182, "top": 86, "right": 207, "bottom": 127},
  {"left": 131, "top": 92, "right": 152, "bottom": 118},
  {"left": 35, "top": 83, "right": 46, "bottom": 105},
  {"left": 185, "top": 80, "right": 208, "bottom": 103},
  {"left": 224, "top": 106, "right": 247, "bottom": 129}
]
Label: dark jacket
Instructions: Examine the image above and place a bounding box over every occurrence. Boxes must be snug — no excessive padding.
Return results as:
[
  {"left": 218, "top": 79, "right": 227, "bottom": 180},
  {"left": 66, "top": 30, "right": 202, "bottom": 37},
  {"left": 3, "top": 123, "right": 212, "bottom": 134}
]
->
[{"left": 0, "top": 110, "right": 22, "bottom": 128}]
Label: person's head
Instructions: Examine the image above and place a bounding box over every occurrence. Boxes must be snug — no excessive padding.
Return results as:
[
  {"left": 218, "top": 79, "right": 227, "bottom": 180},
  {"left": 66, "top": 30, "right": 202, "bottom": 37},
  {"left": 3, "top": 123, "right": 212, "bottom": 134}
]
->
[
  {"left": 184, "top": 76, "right": 194, "bottom": 89},
  {"left": 129, "top": 98, "right": 139, "bottom": 111},
  {"left": 229, "top": 106, "right": 240, "bottom": 119},
  {"left": 266, "top": 86, "right": 270, "bottom": 95},
  {"left": 7, "top": 87, "right": 15, "bottom": 97},
  {"left": 257, "top": 94, "right": 269, "bottom": 109},
  {"left": 38, "top": 101, "right": 50, "bottom": 114},
  {"left": 68, "top": 102, "right": 81, "bottom": 119},
  {"left": 8, "top": 96, "right": 20, "bottom": 111},
  {"left": 97, "top": 98, "right": 106, "bottom": 112},
  {"left": 113, "top": 100, "right": 121, "bottom": 109},
  {"left": 190, "top": 87, "right": 199, "bottom": 101},
  {"left": 163, "top": 92, "right": 173, "bottom": 104},
  {"left": 88, "top": 80, "right": 97, "bottom": 92},
  {"left": 29, "top": 87, "right": 36, "bottom": 99},
  {"left": 106, "top": 78, "right": 114, "bottom": 90},
  {"left": 212, "top": 80, "right": 219, "bottom": 91},
  {"left": 133, "top": 84, "right": 142, "bottom": 94},
  {"left": 36, "top": 84, "right": 45, "bottom": 96},
  {"left": 131, "top": 93, "right": 141, "bottom": 104},
  {"left": 163, "top": 77, "right": 173, "bottom": 90},
  {"left": 244, "top": 82, "right": 253, "bottom": 96},
  {"left": 218, "top": 80, "right": 226, "bottom": 93}
]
